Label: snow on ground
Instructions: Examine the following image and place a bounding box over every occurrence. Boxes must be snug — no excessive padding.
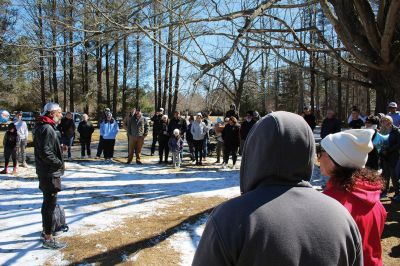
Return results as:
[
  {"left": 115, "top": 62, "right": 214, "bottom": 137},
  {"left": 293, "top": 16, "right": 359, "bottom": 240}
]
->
[
  {"left": 0, "top": 158, "right": 241, "bottom": 266},
  {"left": 0, "top": 157, "right": 325, "bottom": 266}
]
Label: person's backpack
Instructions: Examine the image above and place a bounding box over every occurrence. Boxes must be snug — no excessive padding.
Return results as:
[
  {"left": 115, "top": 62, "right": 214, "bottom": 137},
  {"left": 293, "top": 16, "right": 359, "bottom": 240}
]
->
[{"left": 51, "top": 204, "right": 69, "bottom": 234}]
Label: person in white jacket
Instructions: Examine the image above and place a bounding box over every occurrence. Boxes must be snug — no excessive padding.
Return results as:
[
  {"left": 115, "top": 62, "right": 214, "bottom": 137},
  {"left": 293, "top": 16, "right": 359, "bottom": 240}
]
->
[
  {"left": 14, "top": 111, "right": 29, "bottom": 167},
  {"left": 191, "top": 113, "right": 207, "bottom": 165}
]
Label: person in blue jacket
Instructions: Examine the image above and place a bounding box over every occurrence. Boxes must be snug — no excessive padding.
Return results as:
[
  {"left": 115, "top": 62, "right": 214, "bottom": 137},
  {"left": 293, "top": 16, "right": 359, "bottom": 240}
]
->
[{"left": 100, "top": 112, "right": 119, "bottom": 160}]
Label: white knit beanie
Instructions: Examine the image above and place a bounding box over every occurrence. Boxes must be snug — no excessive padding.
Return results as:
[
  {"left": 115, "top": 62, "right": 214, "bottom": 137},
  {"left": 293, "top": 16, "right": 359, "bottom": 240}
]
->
[{"left": 321, "top": 129, "right": 374, "bottom": 169}]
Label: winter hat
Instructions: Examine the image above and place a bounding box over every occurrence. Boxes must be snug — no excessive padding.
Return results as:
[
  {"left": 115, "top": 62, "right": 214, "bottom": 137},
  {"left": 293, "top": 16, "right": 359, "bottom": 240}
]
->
[
  {"left": 321, "top": 129, "right": 374, "bottom": 169},
  {"left": 196, "top": 112, "right": 202, "bottom": 117},
  {"left": 162, "top": 114, "right": 168, "bottom": 120},
  {"left": 216, "top": 117, "right": 223, "bottom": 123},
  {"left": 173, "top": 129, "right": 180, "bottom": 136},
  {"left": 388, "top": 102, "right": 397, "bottom": 108},
  {"left": 42, "top": 102, "right": 61, "bottom": 115}
]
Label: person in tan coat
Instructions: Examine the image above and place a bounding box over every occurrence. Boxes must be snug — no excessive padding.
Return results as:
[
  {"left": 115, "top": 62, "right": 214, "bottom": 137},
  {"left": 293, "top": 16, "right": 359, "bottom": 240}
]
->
[{"left": 127, "top": 109, "right": 148, "bottom": 164}]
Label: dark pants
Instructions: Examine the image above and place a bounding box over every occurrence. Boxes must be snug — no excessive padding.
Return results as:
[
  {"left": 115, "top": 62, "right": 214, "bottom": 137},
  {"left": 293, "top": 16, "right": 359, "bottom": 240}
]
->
[
  {"left": 4, "top": 147, "right": 17, "bottom": 167},
  {"left": 42, "top": 192, "right": 57, "bottom": 235},
  {"left": 187, "top": 140, "right": 195, "bottom": 161},
  {"left": 159, "top": 139, "right": 169, "bottom": 162},
  {"left": 224, "top": 145, "right": 239, "bottom": 165},
  {"left": 96, "top": 136, "right": 104, "bottom": 157},
  {"left": 202, "top": 137, "right": 209, "bottom": 158},
  {"left": 151, "top": 133, "right": 159, "bottom": 155},
  {"left": 80, "top": 140, "right": 91, "bottom": 157},
  {"left": 194, "top": 139, "right": 204, "bottom": 163},
  {"left": 103, "top": 139, "right": 115, "bottom": 159}
]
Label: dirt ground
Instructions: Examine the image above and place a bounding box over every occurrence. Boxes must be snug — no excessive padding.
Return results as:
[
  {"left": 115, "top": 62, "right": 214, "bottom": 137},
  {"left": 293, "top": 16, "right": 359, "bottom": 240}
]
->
[{"left": 58, "top": 196, "right": 226, "bottom": 266}]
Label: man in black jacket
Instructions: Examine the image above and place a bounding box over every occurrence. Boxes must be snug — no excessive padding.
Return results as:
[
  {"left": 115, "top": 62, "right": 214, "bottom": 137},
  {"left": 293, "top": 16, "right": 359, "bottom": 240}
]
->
[
  {"left": 193, "top": 112, "right": 363, "bottom": 266},
  {"left": 320, "top": 109, "right": 341, "bottom": 139},
  {"left": 150, "top": 108, "right": 164, "bottom": 156},
  {"left": 239, "top": 111, "right": 256, "bottom": 155},
  {"left": 224, "top": 103, "right": 239, "bottom": 120},
  {"left": 34, "top": 102, "right": 67, "bottom": 250},
  {"left": 168, "top": 110, "right": 187, "bottom": 139}
]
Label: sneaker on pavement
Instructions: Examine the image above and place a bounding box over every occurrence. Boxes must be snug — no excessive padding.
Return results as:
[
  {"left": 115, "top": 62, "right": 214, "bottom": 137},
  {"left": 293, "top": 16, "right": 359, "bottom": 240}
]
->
[
  {"left": 42, "top": 238, "right": 68, "bottom": 250},
  {"left": 0, "top": 169, "right": 7, "bottom": 174}
]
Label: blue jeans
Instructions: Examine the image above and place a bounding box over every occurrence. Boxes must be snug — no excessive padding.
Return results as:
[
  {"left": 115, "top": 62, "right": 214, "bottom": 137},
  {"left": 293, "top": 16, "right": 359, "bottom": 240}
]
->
[{"left": 62, "top": 136, "right": 74, "bottom": 158}]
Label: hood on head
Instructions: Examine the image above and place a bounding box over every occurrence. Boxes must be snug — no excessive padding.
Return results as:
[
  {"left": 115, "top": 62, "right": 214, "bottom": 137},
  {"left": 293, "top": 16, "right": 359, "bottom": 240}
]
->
[{"left": 240, "top": 111, "right": 315, "bottom": 194}]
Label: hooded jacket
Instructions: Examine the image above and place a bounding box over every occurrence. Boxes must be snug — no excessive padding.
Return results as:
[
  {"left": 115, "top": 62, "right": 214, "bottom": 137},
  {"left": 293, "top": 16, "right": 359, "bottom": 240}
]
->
[
  {"left": 324, "top": 180, "right": 387, "bottom": 266},
  {"left": 34, "top": 116, "right": 64, "bottom": 193},
  {"left": 193, "top": 111, "right": 363, "bottom": 266}
]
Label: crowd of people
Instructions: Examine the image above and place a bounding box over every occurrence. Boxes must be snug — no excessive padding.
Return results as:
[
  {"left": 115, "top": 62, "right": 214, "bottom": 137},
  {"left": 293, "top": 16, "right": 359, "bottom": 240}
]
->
[{"left": 0, "top": 100, "right": 398, "bottom": 264}]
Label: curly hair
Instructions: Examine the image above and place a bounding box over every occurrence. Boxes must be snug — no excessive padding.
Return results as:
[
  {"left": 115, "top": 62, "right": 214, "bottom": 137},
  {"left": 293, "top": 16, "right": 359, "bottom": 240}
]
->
[{"left": 329, "top": 166, "right": 384, "bottom": 192}]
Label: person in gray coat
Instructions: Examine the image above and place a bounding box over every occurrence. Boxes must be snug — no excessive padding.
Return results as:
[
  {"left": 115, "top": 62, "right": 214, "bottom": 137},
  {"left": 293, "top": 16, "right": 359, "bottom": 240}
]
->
[{"left": 192, "top": 111, "right": 363, "bottom": 266}]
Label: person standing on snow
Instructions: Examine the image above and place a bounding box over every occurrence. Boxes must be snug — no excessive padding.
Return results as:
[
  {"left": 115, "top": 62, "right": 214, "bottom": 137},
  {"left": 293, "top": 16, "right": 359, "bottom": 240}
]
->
[
  {"left": 0, "top": 123, "right": 18, "bottom": 175},
  {"left": 186, "top": 115, "right": 195, "bottom": 162},
  {"left": 34, "top": 102, "right": 67, "bottom": 250},
  {"left": 150, "top": 108, "right": 164, "bottom": 156},
  {"left": 158, "top": 115, "right": 170, "bottom": 164},
  {"left": 191, "top": 113, "right": 207, "bottom": 166},
  {"left": 168, "top": 129, "right": 184, "bottom": 168},
  {"left": 320, "top": 129, "right": 387, "bottom": 266},
  {"left": 14, "top": 111, "right": 29, "bottom": 167},
  {"left": 214, "top": 117, "right": 226, "bottom": 164},
  {"left": 239, "top": 111, "right": 256, "bottom": 155},
  {"left": 57, "top": 112, "right": 75, "bottom": 160},
  {"left": 193, "top": 111, "right": 363, "bottom": 266},
  {"left": 221, "top": 116, "right": 240, "bottom": 169},
  {"left": 127, "top": 109, "right": 148, "bottom": 164},
  {"left": 100, "top": 112, "right": 119, "bottom": 160},
  {"left": 77, "top": 114, "right": 95, "bottom": 158}
]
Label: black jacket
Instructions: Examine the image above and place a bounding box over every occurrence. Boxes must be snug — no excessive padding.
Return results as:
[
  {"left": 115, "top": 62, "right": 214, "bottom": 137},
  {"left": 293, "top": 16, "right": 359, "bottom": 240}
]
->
[
  {"left": 151, "top": 114, "right": 163, "bottom": 135},
  {"left": 57, "top": 117, "right": 76, "bottom": 138},
  {"left": 78, "top": 121, "right": 95, "bottom": 142},
  {"left": 384, "top": 126, "right": 400, "bottom": 167},
  {"left": 225, "top": 110, "right": 239, "bottom": 120},
  {"left": 158, "top": 121, "right": 170, "bottom": 142},
  {"left": 240, "top": 120, "right": 256, "bottom": 140},
  {"left": 320, "top": 117, "right": 341, "bottom": 139},
  {"left": 193, "top": 112, "right": 363, "bottom": 266},
  {"left": 3, "top": 131, "right": 18, "bottom": 150},
  {"left": 34, "top": 117, "right": 64, "bottom": 193},
  {"left": 186, "top": 123, "right": 194, "bottom": 142},
  {"left": 222, "top": 123, "right": 240, "bottom": 147},
  {"left": 168, "top": 117, "right": 187, "bottom": 137},
  {"left": 303, "top": 114, "right": 316, "bottom": 131},
  {"left": 349, "top": 119, "right": 364, "bottom": 129}
]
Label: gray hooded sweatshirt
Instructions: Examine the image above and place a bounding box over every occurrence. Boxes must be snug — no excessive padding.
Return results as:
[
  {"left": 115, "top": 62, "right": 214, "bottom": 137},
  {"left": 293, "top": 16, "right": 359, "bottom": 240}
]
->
[{"left": 192, "top": 111, "right": 363, "bottom": 266}]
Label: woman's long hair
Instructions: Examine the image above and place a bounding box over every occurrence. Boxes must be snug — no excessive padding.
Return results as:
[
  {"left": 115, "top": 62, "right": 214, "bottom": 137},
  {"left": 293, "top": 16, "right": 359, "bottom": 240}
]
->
[{"left": 329, "top": 165, "right": 384, "bottom": 191}]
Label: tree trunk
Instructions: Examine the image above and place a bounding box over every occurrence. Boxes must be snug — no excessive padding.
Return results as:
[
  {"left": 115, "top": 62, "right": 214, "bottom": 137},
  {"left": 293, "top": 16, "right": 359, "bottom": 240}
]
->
[
  {"left": 337, "top": 39, "right": 342, "bottom": 121},
  {"left": 68, "top": 0, "right": 74, "bottom": 112},
  {"left": 63, "top": 24, "right": 67, "bottom": 110},
  {"left": 369, "top": 68, "right": 400, "bottom": 113},
  {"left": 113, "top": 36, "right": 119, "bottom": 115},
  {"left": 38, "top": 0, "right": 46, "bottom": 107},
  {"left": 96, "top": 38, "right": 103, "bottom": 113},
  {"left": 162, "top": 29, "right": 172, "bottom": 112},
  {"left": 122, "top": 35, "right": 128, "bottom": 115},
  {"left": 153, "top": 21, "right": 158, "bottom": 110},
  {"left": 105, "top": 43, "right": 111, "bottom": 108},
  {"left": 157, "top": 28, "right": 162, "bottom": 110},
  {"left": 48, "top": 57, "right": 53, "bottom": 100},
  {"left": 168, "top": 54, "right": 173, "bottom": 115},
  {"left": 135, "top": 32, "right": 140, "bottom": 108},
  {"left": 83, "top": 5, "right": 89, "bottom": 114},
  {"left": 51, "top": 0, "right": 58, "bottom": 103}
]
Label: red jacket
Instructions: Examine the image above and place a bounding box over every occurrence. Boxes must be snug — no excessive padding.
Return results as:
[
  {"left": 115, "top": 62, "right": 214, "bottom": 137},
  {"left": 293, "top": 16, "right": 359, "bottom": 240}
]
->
[{"left": 324, "top": 179, "right": 387, "bottom": 266}]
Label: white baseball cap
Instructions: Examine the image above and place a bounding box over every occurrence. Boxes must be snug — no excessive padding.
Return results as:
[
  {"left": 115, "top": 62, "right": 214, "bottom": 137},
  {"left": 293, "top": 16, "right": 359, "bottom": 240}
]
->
[
  {"left": 42, "top": 102, "right": 61, "bottom": 115},
  {"left": 388, "top": 102, "right": 397, "bottom": 108}
]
